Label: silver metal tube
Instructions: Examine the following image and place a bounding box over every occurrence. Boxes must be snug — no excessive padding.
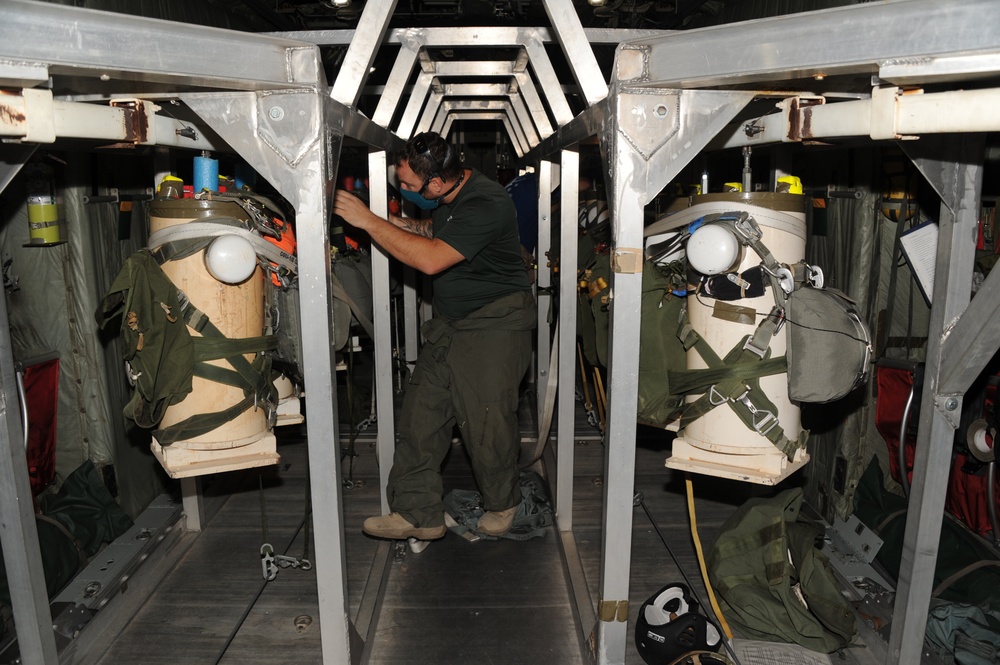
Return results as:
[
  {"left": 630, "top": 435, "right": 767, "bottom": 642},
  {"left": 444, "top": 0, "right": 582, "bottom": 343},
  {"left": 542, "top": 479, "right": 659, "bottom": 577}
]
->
[
  {"left": 898, "top": 381, "right": 916, "bottom": 497},
  {"left": 14, "top": 369, "right": 28, "bottom": 455},
  {"left": 988, "top": 461, "right": 999, "bottom": 549}
]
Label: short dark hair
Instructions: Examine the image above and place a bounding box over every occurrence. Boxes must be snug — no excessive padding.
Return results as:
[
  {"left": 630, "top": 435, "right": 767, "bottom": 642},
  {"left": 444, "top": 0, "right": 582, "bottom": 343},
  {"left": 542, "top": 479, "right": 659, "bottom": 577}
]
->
[{"left": 394, "top": 132, "right": 463, "bottom": 182}]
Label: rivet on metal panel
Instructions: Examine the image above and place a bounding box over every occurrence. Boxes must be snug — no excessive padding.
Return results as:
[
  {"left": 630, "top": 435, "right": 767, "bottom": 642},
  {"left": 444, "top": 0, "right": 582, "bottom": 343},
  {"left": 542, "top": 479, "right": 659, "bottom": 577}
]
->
[
  {"left": 294, "top": 614, "right": 313, "bottom": 633},
  {"left": 269, "top": 106, "right": 285, "bottom": 121},
  {"left": 617, "top": 91, "right": 679, "bottom": 160}
]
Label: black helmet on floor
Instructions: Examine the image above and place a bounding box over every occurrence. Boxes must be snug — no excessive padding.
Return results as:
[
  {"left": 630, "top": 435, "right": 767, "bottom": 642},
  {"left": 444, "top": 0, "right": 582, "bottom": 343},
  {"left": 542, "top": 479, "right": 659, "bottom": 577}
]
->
[{"left": 634, "top": 583, "right": 723, "bottom": 665}]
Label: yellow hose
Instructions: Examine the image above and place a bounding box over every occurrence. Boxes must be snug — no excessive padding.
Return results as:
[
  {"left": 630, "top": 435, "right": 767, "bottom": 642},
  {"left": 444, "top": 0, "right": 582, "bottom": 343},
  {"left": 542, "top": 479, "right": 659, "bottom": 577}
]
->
[{"left": 686, "top": 472, "right": 734, "bottom": 640}]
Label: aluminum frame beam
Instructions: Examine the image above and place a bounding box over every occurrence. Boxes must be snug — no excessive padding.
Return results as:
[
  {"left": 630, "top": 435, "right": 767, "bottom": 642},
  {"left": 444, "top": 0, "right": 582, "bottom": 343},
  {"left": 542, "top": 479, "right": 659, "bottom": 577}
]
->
[
  {"left": 1, "top": 0, "right": 321, "bottom": 91},
  {"left": 439, "top": 112, "right": 525, "bottom": 157},
  {"left": 368, "top": 151, "right": 396, "bottom": 518},
  {"left": 0, "top": 272, "right": 58, "bottom": 663},
  {"left": 329, "top": 0, "right": 398, "bottom": 107},
  {"left": 180, "top": 89, "right": 359, "bottom": 664},
  {"left": 890, "top": 135, "right": 984, "bottom": 665},
  {"left": 556, "top": 149, "right": 579, "bottom": 532},
  {"left": 428, "top": 99, "right": 532, "bottom": 149},
  {"left": 271, "top": 27, "right": 669, "bottom": 47},
  {"left": 624, "top": 0, "right": 1000, "bottom": 89},
  {"left": 281, "top": 26, "right": 578, "bottom": 127},
  {"left": 542, "top": 0, "right": 609, "bottom": 106}
]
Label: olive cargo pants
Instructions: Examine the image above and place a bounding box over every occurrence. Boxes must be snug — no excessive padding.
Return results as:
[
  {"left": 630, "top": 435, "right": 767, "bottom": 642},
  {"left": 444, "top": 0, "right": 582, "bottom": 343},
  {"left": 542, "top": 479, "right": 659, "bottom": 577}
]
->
[{"left": 388, "top": 291, "right": 535, "bottom": 528}]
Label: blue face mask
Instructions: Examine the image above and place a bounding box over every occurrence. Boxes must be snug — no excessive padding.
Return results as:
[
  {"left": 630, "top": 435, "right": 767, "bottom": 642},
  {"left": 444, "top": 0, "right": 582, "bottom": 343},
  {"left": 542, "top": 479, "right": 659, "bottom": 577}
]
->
[{"left": 400, "top": 187, "right": 439, "bottom": 210}]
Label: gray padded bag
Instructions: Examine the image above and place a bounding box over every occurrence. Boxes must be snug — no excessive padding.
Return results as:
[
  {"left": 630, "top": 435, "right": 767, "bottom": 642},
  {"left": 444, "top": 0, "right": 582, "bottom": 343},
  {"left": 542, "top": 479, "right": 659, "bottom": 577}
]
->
[{"left": 785, "top": 286, "right": 871, "bottom": 403}]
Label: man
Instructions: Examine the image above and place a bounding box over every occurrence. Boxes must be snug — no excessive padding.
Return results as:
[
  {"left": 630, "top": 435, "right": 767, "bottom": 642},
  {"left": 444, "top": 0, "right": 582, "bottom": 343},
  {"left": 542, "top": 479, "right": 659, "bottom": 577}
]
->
[{"left": 332, "top": 132, "right": 535, "bottom": 540}]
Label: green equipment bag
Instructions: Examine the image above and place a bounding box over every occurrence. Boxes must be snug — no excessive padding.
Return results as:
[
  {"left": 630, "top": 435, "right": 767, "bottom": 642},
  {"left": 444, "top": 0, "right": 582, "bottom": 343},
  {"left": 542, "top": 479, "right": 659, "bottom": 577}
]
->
[
  {"left": 785, "top": 285, "right": 871, "bottom": 403},
  {"left": 707, "top": 488, "right": 857, "bottom": 653},
  {"left": 95, "top": 250, "right": 195, "bottom": 428},
  {"left": 637, "top": 260, "right": 688, "bottom": 427}
]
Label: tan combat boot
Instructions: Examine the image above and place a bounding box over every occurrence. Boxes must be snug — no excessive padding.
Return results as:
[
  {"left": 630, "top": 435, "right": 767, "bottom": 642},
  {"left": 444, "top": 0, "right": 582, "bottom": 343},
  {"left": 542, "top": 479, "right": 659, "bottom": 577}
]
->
[
  {"left": 476, "top": 506, "right": 517, "bottom": 536},
  {"left": 362, "top": 512, "right": 446, "bottom": 540}
]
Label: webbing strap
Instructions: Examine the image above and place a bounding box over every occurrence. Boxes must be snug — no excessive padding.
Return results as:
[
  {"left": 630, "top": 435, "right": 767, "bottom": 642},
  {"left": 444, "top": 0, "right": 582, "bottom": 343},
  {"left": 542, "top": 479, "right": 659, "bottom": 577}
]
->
[
  {"left": 178, "top": 297, "right": 274, "bottom": 399},
  {"left": 678, "top": 321, "right": 804, "bottom": 459},
  {"left": 667, "top": 356, "right": 787, "bottom": 395},
  {"left": 150, "top": 292, "right": 278, "bottom": 443},
  {"left": 153, "top": 390, "right": 258, "bottom": 445},
  {"left": 148, "top": 218, "right": 297, "bottom": 274},
  {"left": 194, "top": 335, "right": 278, "bottom": 364},
  {"left": 196, "top": 189, "right": 286, "bottom": 223},
  {"left": 932, "top": 560, "right": 1000, "bottom": 599},
  {"left": 707, "top": 211, "right": 788, "bottom": 306}
]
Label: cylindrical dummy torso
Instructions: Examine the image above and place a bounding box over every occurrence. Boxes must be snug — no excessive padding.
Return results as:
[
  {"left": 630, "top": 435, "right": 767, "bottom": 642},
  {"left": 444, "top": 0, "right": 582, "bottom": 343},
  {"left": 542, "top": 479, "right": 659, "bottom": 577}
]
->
[{"left": 149, "top": 199, "right": 266, "bottom": 449}]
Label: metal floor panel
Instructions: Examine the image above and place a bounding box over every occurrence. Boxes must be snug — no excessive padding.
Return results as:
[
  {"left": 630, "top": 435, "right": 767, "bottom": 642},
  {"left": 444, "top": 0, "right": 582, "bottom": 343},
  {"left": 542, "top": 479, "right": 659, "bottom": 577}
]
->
[
  {"left": 87, "top": 408, "right": 884, "bottom": 665},
  {"left": 369, "top": 534, "right": 580, "bottom": 664}
]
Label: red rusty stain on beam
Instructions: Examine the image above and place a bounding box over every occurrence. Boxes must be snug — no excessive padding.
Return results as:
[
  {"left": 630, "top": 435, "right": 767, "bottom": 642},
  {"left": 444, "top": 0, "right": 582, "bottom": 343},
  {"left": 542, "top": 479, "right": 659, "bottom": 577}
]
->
[{"left": 112, "top": 99, "right": 149, "bottom": 143}]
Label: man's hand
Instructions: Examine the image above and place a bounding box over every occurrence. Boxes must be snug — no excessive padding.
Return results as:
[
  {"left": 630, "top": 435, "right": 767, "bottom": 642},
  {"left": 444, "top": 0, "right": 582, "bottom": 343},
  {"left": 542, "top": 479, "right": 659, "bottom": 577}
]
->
[
  {"left": 333, "top": 190, "right": 378, "bottom": 231},
  {"left": 330, "top": 189, "right": 463, "bottom": 274}
]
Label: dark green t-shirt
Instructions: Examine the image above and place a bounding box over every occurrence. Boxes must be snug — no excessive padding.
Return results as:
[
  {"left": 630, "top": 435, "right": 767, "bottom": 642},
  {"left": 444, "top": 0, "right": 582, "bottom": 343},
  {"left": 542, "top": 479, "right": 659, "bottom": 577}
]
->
[{"left": 432, "top": 169, "right": 531, "bottom": 320}]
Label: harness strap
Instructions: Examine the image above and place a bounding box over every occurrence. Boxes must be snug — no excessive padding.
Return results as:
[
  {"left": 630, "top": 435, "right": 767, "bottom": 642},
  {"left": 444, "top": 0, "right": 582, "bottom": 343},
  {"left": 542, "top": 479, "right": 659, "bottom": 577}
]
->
[
  {"left": 178, "top": 295, "right": 276, "bottom": 398},
  {"left": 677, "top": 313, "right": 805, "bottom": 459},
  {"left": 150, "top": 292, "right": 278, "bottom": 444},
  {"left": 153, "top": 388, "right": 262, "bottom": 445},
  {"left": 148, "top": 218, "right": 297, "bottom": 275},
  {"left": 195, "top": 189, "right": 287, "bottom": 225}
]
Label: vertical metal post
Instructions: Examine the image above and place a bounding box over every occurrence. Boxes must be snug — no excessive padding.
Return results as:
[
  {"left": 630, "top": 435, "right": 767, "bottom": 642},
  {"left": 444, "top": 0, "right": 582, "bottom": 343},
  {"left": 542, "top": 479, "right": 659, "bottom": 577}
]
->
[
  {"left": 180, "top": 477, "right": 204, "bottom": 532},
  {"left": 556, "top": 149, "right": 579, "bottom": 530},
  {"left": 594, "top": 120, "right": 645, "bottom": 665},
  {"left": 368, "top": 150, "right": 395, "bottom": 516},
  {"left": 536, "top": 161, "right": 555, "bottom": 428},
  {"left": 402, "top": 266, "right": 419, "bottom": 373},
  {"left": 890, "top": 135, "right": 984, "bottom": 665},
  {"left": 183, "top": 89, "right": 358, "bottom": 663},
  {"left": 0, "top": 268, "right": 59, "bottom": 664}
]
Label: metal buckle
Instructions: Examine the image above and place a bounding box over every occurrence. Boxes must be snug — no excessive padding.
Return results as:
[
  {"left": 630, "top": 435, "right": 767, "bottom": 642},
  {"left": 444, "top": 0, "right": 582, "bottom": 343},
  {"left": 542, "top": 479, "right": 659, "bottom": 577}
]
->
[
  {"left": 742, "top": 334, "right": 768, "bottom": 359},
  {"left": 808, "top": 264, "right": 825, "bottom": 288},
  {"left": 735, "top": 390, "right": 779, "bottom": 436},
  {"left": 709, "top": 385, "right": 728, "bottom": 406},
  {"left": 732, "top": 212, "right": 762, "bottom": 243}
]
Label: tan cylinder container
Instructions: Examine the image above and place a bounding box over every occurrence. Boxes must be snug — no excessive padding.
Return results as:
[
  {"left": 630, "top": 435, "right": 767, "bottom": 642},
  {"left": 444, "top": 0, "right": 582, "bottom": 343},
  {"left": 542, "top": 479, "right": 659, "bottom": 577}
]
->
[
  {"left": 670, "top": 192, "right": 808, "bottom": 484},
  {"left": 149, "top": 199, "right": 267, "bottom": 449}
]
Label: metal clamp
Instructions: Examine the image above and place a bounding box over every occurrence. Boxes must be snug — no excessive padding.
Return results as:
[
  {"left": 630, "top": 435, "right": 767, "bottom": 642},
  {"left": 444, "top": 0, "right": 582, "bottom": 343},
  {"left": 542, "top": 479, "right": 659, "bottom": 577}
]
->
[
  {"left": 261, "top": 543, "right": 277, "bottom": 581},
  {"left": 731, "top": 212, "right": 763, "bottom": 244},
  {"left": 261, "top": 543, "right": 312, "bottom": 581},
  {"left": 761, "top": 264, "right": 795, "bottom": 294}
]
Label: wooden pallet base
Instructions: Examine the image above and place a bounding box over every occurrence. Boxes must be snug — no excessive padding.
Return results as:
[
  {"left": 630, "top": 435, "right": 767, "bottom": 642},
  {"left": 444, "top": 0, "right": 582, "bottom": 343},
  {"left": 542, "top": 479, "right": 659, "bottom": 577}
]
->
[{"left": 151, "top": 433, "right": 280, "bottom": 479}]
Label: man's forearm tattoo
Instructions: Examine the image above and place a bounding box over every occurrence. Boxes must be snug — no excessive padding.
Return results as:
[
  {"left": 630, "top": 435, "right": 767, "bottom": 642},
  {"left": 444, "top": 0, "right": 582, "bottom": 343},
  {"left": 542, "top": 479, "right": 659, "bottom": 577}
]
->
[{"left": 398, "top": 216, "right": 434, "bottom": 238}]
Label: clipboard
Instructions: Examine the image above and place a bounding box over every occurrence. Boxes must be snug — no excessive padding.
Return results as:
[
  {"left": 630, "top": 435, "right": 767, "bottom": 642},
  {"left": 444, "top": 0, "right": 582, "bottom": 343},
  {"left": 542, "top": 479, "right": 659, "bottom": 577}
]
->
[{"left": 898, "top": 221, "right": 938, "bottom": 306}]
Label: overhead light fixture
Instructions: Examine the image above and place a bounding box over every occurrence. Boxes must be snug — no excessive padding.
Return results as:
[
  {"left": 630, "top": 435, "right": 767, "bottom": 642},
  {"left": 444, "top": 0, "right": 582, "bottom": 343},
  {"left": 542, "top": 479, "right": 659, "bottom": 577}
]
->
[
  {"left": 331, "top": 0, "right": 351, "bottom": 7},
  {"left": 588, "top": 0, "right": 606, "bottom": 5}
]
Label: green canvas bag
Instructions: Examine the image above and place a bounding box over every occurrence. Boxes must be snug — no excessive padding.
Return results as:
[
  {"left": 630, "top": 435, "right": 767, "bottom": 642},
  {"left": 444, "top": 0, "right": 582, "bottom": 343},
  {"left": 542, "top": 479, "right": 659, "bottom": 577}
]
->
[
  {"left": 95, "top": 250, "right": 195, "bottom": 428},
  {"left": 707, "top": 488, "right": 857, "bottom": 653}
]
